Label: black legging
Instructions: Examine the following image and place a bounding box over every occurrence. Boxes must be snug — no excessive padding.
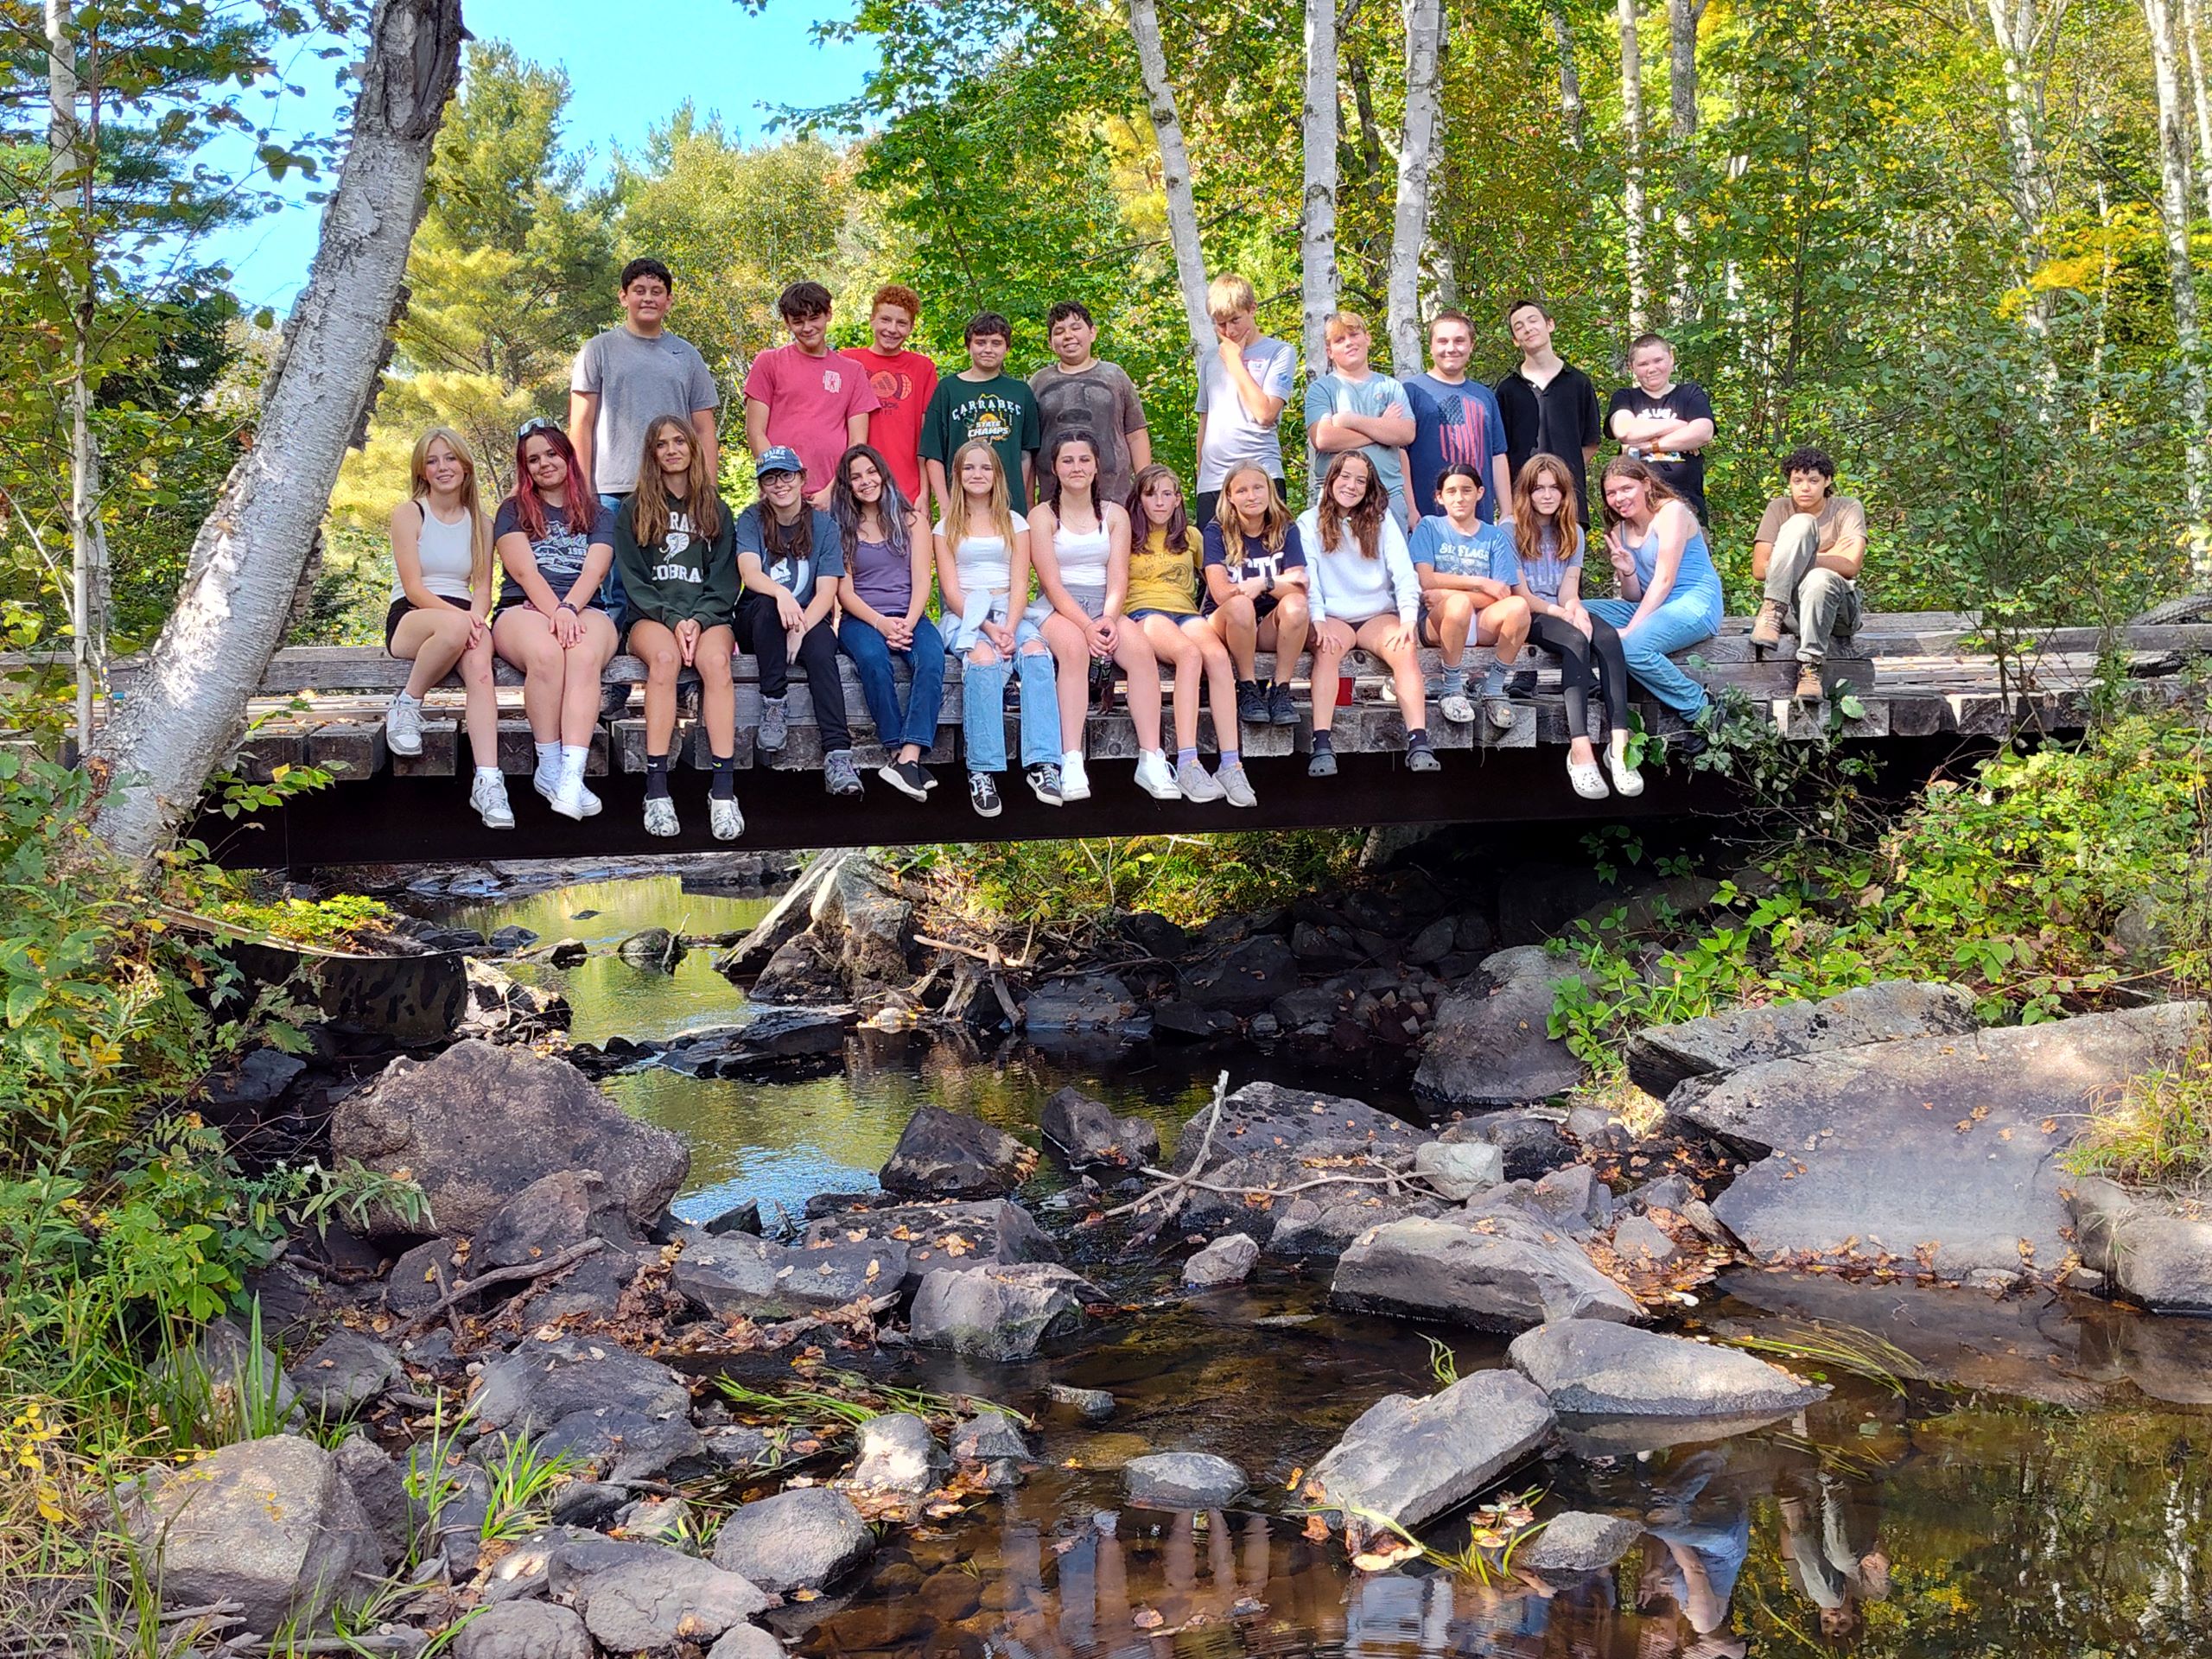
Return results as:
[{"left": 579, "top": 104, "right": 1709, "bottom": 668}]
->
[
  {"left": 1527, "top": 612, "right": 1630, "bottom": 742},
  {"left": 736, "top": 594, "right": 851, "bottom": 751}
]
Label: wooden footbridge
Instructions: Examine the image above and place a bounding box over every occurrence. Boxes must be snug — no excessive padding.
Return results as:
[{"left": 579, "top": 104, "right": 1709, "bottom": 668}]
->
[{"left": 45, "top": 610, "right": 2212, "bottom": 868}]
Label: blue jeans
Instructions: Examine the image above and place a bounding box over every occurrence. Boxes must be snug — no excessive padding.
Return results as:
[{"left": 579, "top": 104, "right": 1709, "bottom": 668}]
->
[
  {"left": 960, "top": 639, "right": 1059, "bottom": 772},
  {"left": 840, "top": 614, "right": 947, "bottom": 751},
  {"left": 595, "top": 493, "right": 631, "bottom": 633},
  {"left": 1585, "top": 594, "right": 1716, "bottom": 718}
]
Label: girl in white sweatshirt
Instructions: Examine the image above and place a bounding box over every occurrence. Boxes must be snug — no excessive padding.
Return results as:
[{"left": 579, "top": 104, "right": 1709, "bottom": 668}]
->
[{"left": 1294, "top": 451, "right": 1437, "bottom": 777}]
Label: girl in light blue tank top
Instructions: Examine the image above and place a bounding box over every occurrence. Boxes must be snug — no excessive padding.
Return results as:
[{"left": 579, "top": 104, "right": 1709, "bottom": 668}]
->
[{"left": 1584, "top": 458, "right": 1724, "bottom": 720}]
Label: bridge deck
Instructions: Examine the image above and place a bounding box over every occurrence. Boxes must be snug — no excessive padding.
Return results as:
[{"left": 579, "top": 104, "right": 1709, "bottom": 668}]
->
[{"left": 24, "top": 613, "right": 2201, "bottom": 866}]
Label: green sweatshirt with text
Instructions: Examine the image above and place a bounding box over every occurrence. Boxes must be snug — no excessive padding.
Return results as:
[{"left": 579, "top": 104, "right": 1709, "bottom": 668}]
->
[{"left": 613, "top": 495, "right": 741, "bottom": 627}]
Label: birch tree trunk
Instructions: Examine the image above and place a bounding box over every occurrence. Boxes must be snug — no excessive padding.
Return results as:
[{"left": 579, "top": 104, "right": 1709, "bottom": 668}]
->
[
  {"left": 2182, "top": 0, "right": 2212, "bottom": 219},
  {"left": 1301, "top": 0, "right": 1341, "bottom": 379},
  {"left": 1125, "top": 0, "right": 1212, "bottom": 362},
  {"left": 2145, "top": 0, "right": 2210, "bottom": 521},
  {"left": 1387, "top": 0, "right": 1446, "bottom": 376},
  {"left": 1618, "top": 0, "right": 1649, "bottom": 333},
  {"left": 86, "top": 0, "right": 467, "bottom": 863},
  {"left": 1666, "top": 0, "right": 1703, "bottom": 324},
  {"left": 1552, "top": 2, "right": 1586, "bottom": 147},
  {"left": 45, "top": 0, "right": 105, "bottom": 755},
  {"left": 1979, "top": 0, "right": 2058, "bottom": 328}
]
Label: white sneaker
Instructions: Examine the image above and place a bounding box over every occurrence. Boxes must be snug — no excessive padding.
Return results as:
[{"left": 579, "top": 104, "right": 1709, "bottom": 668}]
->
[
  {"left": 550, "top": 774, "right": 601, "bottom": 821},
  {"left": 1607, "top": 744, "right": 1645, "bottom": 798},
  {"left": 1567, "top": 756, "right": 1611, "bottom": 800},
  {"left": 532, "top": 758, "right": 562, "bottom": 802},
  {"left": 1174, "top": 757, "right": 1224, "bottom": 803},
  {"left": 385, "top": 694, "right": 423, "bottom": 757},
  {"left": 643, "top": 796, "right": 680, "bottom": 837},
  {"left": 1134, "top": 750, "right": 1182, "bottom": 800},
  {"left": 709, "top": 795, "right": 744, "bottom": 841},
  {"left": 469, "top": 771, "right": 515, "bottom": 829},
  {"left": 1059, "top": 753, "right": 1092, "bottom": 802}
]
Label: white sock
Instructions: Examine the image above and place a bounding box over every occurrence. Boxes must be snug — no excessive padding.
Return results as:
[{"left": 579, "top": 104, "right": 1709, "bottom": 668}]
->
[
  {"left": 474, "top": 765, "right": 502, "bottom": 782},
  {"left": 1062, "top": 749, "right": 1084, "bottom": 771},
  {"left": 534, "top": 741, "right": 558, "bottom": 772},
  {"left": 392, "top": 690, "right": 420, "bottom": 708},
  {"left": 560, "top": 744, "right": 588, "bottom": 779}
]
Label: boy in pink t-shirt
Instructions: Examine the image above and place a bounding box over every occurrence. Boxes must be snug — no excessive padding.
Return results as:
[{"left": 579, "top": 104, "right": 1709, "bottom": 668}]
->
[
  {"left": 839, "top": 283, "right": 938, "bottom": 506},
  {"left": 743, "top": 280, "right": 880, "bottom": 506}
]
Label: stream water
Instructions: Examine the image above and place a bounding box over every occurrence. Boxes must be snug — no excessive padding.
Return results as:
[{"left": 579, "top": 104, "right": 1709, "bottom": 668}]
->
[{"left": 425, "top": 875, "right": 2212, "bottom": 1659}]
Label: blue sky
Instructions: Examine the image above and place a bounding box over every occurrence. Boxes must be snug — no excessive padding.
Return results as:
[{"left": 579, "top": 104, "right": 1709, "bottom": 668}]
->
[{"left": 207, "top": 0, "right": 873, "bottom": 308}]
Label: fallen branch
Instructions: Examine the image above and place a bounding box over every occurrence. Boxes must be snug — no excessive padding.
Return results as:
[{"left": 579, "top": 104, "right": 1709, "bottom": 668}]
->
[
  {"left": 1109, "top": 1071, "right": 1229, "bottom": 1242},
  {"left": 391, "top": 1237, "right": 607, "bottom": 1335}
]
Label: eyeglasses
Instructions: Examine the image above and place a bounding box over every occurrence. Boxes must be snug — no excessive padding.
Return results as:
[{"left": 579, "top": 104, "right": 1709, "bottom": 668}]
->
[{"left": 518, "top": 416, "right": 559, "bottom": 439}]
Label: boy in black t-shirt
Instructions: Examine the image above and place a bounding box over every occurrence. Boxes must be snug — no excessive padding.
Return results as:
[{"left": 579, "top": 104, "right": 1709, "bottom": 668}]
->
[{"left": 1607, "top": 333, "right": 1715, "bottom": 524}]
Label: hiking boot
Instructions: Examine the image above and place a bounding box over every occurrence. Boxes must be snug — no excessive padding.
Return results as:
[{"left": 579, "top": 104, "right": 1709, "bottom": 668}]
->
[
  {"left": 1215, "top": 760, "right": 1257, "bottom": 808},
  {"left": 470, "top": 771, "right": 515, "bottom": 829},
  {"left": 1174, "top": 757, "right": 1225, "bottom": 802},
  {"left": 880, "top": 759, "right": 931, "bottom": 800},
  {"left": 969, "top": 771, "right": 1002, "bottom": 817},
  {"left": 1027, "top": 763, "right": 1064, "bottom": 805},
  {"left": 1268, "top": 681, "right": 1300, "bottom": 725},
  {"left": 1750, "top": 599, "right": 1787, "bottom": 654},
  {"left": 823, "top": 749, "right": 864, "bottom": 797},
  {"left": 758, "top": 695, "right": 789, "bottom": 753},
  {"left": 384, "top": 693, "right": 423, "bottom": 757},
  {"left": 1236, "top": 679, "right": 1268, "bottom": 725},
  {"left": 643, "top": 795, "right": 680, "bottom": 837},
  {"left": 708, "top": 794, "right": 745, "bottom": 840},
  {"left": 1794, "top": 663, "right": 1826, "bottom": 701}
]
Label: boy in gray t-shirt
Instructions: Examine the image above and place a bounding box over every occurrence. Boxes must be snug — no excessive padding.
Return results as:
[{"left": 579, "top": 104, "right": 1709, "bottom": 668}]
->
[
  {"left": 568, "top": 257, "right": 720, "bottom": 499},
  {"left": 1195, "top": 272, "right": 1298, "bottom": 521}
]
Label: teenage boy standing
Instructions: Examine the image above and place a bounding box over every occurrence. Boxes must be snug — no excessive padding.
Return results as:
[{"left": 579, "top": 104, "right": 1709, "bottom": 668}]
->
[
  {"left": 569, "top": 257, "right": 721, "bottom": 623},
  {"left": 1493, "top": 298, "right": 1603, "bottom": 525},
  {"left": 1194, "top": 273, "right": 1297, "bottom": 525},
  {"left": 840, "top": 283, "right": 937, "bottom": 505},
  {"left": 1030, "top": 300, "right": 1150, "bottom": 506},
  {"left": 1305, "top": 310, "right": 1416, "bottom": 528},
  {"left": 743, "top": 279, "right": 879, "bottom": 508},
  {"left": 919, "top": 312, "right": 1044, "bottom": 514},
  {"left": 1406, "top": 310, "right": 1512, "bottom": 527},
  {"left": 1606, "top": 332, "right": 1716, "bottom": 524}
]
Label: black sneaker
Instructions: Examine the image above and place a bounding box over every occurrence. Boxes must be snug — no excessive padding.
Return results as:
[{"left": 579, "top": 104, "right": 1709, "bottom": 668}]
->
[
  {"left": 1236, "top": 679, "right": 1268, "bottom": 725},
  {"left": 1307, "top": 746, "right": 1338, "bottom": 779},
  {"left": 1507, "top": 669, "right": 1538, "bottom": 699},
  {"left": 1027, "top": 762, "right": 1065, "bottom": 805},
  {"left": 969, "top": 771, "right": 1001, "bottom": 817},
  {"left": 879, "top": 759, "right": 931, "bottom": 801},
  {"left": 1267, "top": 681, "right": 1300, "bottom": 725}
]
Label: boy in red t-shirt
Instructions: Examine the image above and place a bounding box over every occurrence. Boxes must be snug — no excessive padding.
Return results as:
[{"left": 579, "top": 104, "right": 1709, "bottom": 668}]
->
[
  {"left": 742, "top": 280, "right": 879, "bottom": 507},
  {"left": 838, "top": 284, "right": 938, "bottom": 510}
]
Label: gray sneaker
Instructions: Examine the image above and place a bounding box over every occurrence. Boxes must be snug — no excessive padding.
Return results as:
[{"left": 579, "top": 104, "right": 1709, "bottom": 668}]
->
[
  {"left": 384, "top": 693, "right": 423, "bottom": 757},
  {"left": 758, "top": 695, "right": 789, "bottom": 753},
  {"left": 1215, "top": 760, "right": 1257, "bottom": 808},
  {"left": 823, "top": 749, "right": 863, "bottom": 797},
  {"left": 1175, "top": 757, "right": 1226, "bottom": 802}
]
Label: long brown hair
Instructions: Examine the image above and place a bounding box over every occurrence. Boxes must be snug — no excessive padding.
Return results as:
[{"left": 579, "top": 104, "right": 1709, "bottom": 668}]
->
[
  {"left": 950, "top": 439, "right": 1018, "bottom": 555},
  {"left": 1597, "top": 455, "right": 1678, "bottom": 532},
  {"left": 1126, "top": 462, "right": 1192, "bottom": 552},
  {"left": 1315, "top": 451, "right": 1386, "bottom": 561},
  {"left": 1211, "top": 463, "right": 1289, "bottom": 563},
  {"left": 1511, "top": 451, "right": 1586, "bottom": 572},
  {"left": 409, "top": 427, "right": 493, "bottom": 594},
  {"left": 631, "top": 415, "right": 723, "bottom": 548}
]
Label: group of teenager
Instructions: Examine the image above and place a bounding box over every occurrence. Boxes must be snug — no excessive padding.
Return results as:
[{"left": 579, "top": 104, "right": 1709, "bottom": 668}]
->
[{"left": 383, "top": 257, "right": 1870, "bottom": 832}]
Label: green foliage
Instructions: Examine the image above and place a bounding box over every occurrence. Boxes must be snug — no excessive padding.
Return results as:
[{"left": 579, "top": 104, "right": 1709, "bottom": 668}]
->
[
  {"left": 2065, "top": 1041, "right": 2212, "bottom": 1193},
  {"left": 478, "top": 1432, "right": 581, "bottom": 1542},
  {"left": 917, "top": 830, "right": 1364, "bottom": 931}
]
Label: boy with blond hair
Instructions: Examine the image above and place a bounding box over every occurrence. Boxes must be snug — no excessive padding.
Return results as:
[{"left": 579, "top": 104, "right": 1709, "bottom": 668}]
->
[
  {"left": 1305, "top": 310, "right": 1416, "bottom": 528},
  {"left": 1195, "top": 273, "right": 1298, "bottom": 524}
]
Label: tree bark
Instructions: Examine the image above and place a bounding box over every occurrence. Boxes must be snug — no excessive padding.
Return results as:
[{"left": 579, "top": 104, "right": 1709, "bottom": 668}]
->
[
  {"left": 1978, "top": 0, "right": 2059, "bottom": 329},
  {"left": 1666, "top": 0, "right": 1703, "bottom": 323},
  {"left": 1387, "top": 0, "right": 1446, "bottom": 376},
  {"left": 1301, "top": 0, "right": 1341, "bottom": 378},
  {"left": 46, "top": 0, "right": 105, "bottom": 754},
  {"left": 2182, "top": 0, "right": 2212, "bottom": 219},
  {"left": 1618, "top": 0, "right": 1648, "bottom": 333},
  {"left": 1552, "top": 2, "right": 1586, "bottom": 147},
  {"left": 1125, "top": 0, "right": 1212, "bottom": 362},
  {"left": 86, "top": 0, "right": 467, "bottom": 862},
  {"left": 2145, "top": 0, "right": 2210, "bottom": 522}
]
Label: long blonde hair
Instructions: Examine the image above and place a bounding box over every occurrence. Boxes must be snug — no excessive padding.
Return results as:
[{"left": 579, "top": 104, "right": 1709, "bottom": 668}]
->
[
  {"left": 409, "top": 426, "right": 493, "bottom": 594},
  {"left": 950, "top": 439, "right": 1018, "bottom": 554},
  {"left": 1211, "top": 464, "right": 1291, "bottom": 564},
  {"left": 1511, "top": 452, "right": 1586, "bottom": 572},
  {"left": 631, "top": 414, "right": 724, "bottom": 549}
]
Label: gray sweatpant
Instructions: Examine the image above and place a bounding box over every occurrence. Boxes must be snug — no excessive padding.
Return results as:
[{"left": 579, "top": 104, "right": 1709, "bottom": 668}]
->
[{"left": 1763, "top": 513, "right": 1862, "bottom": 665}]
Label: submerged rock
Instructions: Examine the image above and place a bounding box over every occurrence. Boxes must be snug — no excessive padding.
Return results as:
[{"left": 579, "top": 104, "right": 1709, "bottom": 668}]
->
[
  {"left": 1040, "top": 1086, "right": 1162, "bottom": 1169},
  {"left": 1508, "top": 1320, "right": 1827, "bottom": 1419},
  {"left": 1516, "top": 1511, "right": 1643, "bottom": 1575},
  {"left": 908, "top": 1264, "right": 1100, "bottom": 1359},
  {"left": 330, "top": 1039, "right": 689, "bottom": 1239},
  {"left": 710, "top": 1487, "right": 874, "bottom": 1592},
  {"left": 2069, "top": 1177, "right": 2212, "bottom": 1313},
  {"left": 880, "top": 1104, "right": 1034, "bottom": 1198},
  {"left": 1306, "top": 1370, "right": 1554, "bottom": 1532},
  {"left": 1414, "top": 946, "right": 1592, "bottom": 1107},
  {"left": 1123, "top": 1452, "right": 1249, "bottom": 1509},
  {"left": 1046, "top": 1382, "right": 1116, "bottom": 1421},
  {"left": 801, "top": 1198, "right": 1059, "bottom": 1290},
  {"left": 1331, "top": 1213, "right": 1643, "bottom": 1331},
  {"left": 1628, "top": 980, "right": 1980, "bottom": 1100},
  {"left": 1675, "top": 1001, "right": 2208, "bottom": 1281}
]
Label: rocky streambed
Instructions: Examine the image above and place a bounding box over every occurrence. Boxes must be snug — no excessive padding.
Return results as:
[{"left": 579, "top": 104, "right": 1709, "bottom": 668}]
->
[{"left": 137, "top": 856, "right": 2212, "bottom": 1657}]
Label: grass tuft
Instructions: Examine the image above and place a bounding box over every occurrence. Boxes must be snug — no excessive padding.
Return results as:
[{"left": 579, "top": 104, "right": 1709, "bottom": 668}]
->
[{"left": 2065, "top": 1039, "right": 2212, "bottom": 1194}]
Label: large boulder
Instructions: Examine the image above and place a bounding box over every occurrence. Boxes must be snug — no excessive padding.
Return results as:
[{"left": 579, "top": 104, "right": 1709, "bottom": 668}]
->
[
  {"left": 330, "top": 1039, "right": 688, "bottom": 1239},
  {"left": 747, "top": 933, "right": 849, "bottom": 1007},
  {"left": 2069, "top": 1177, "right": 2212, "bottom": 1312},
  {"left": 1306, "top": 1370, "right": 1554, "bottom": 1532},
  {"left": 454, "top": 1602, "right": 592, "bottom": 1659},
  {"left": 710, "top": 1487, "right": 874, "bottom": 1592},
  {"left": 810, "top": 852, "right": 916, "bottom": 996},
  {"left": 470, "top": 1334, "right": 702, "bottom": 1484},
  {"left": 1181, "top": 936, "right": 1299, "bottom": 1014},
  {"left": 908, "top": 1264, "right": 1100, "bottom": 1359},
  {"left": 1414, "top": 947, "right": 1592, "bottom": 1108},
  {"left": 121, "top": 1434, "right": 385, "bottom": 1634},
  {"left": 879, "top": 1105, "right": 1035, "bottom": 1198},
  {"left": 1508, "top": 1320, "right": 1827, "bottom": 1419},
  {"left": 1330, "top": 1213, "right": 1643, "bottom": 1331},
  {"left": 288, "top": 1330, "right": 400, "bottom": 1421},
  {"left": 571, "top": 1548, "right": 772, "bottom": 1651},
  {"left": 1039, "top": 1086, "right": 1161, "bottom": 1170},
  {"left": 1675, "top": 1002, "right": 2207, "bottom": 1281},
  {"left": 1169, "top": 1081, "right": 1430, "bottom": 1235},
  {"left": 672, "top": 1232, "right": 906, "bottom": 1321},
  {"left": 1627, "top": 981, "right": 1980, "bottom": 1100},
  {"left": 1123, "top": 1452, "right": 1248, "bottom": 1509},
  {"left": 801, "top": 1198, "right": 1059, "bottom": 1293}
]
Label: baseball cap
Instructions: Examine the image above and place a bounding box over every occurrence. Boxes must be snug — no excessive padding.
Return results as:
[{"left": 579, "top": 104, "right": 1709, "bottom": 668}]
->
[{"left": 755, "top": 446, "right": 804, "bottom": 479}]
